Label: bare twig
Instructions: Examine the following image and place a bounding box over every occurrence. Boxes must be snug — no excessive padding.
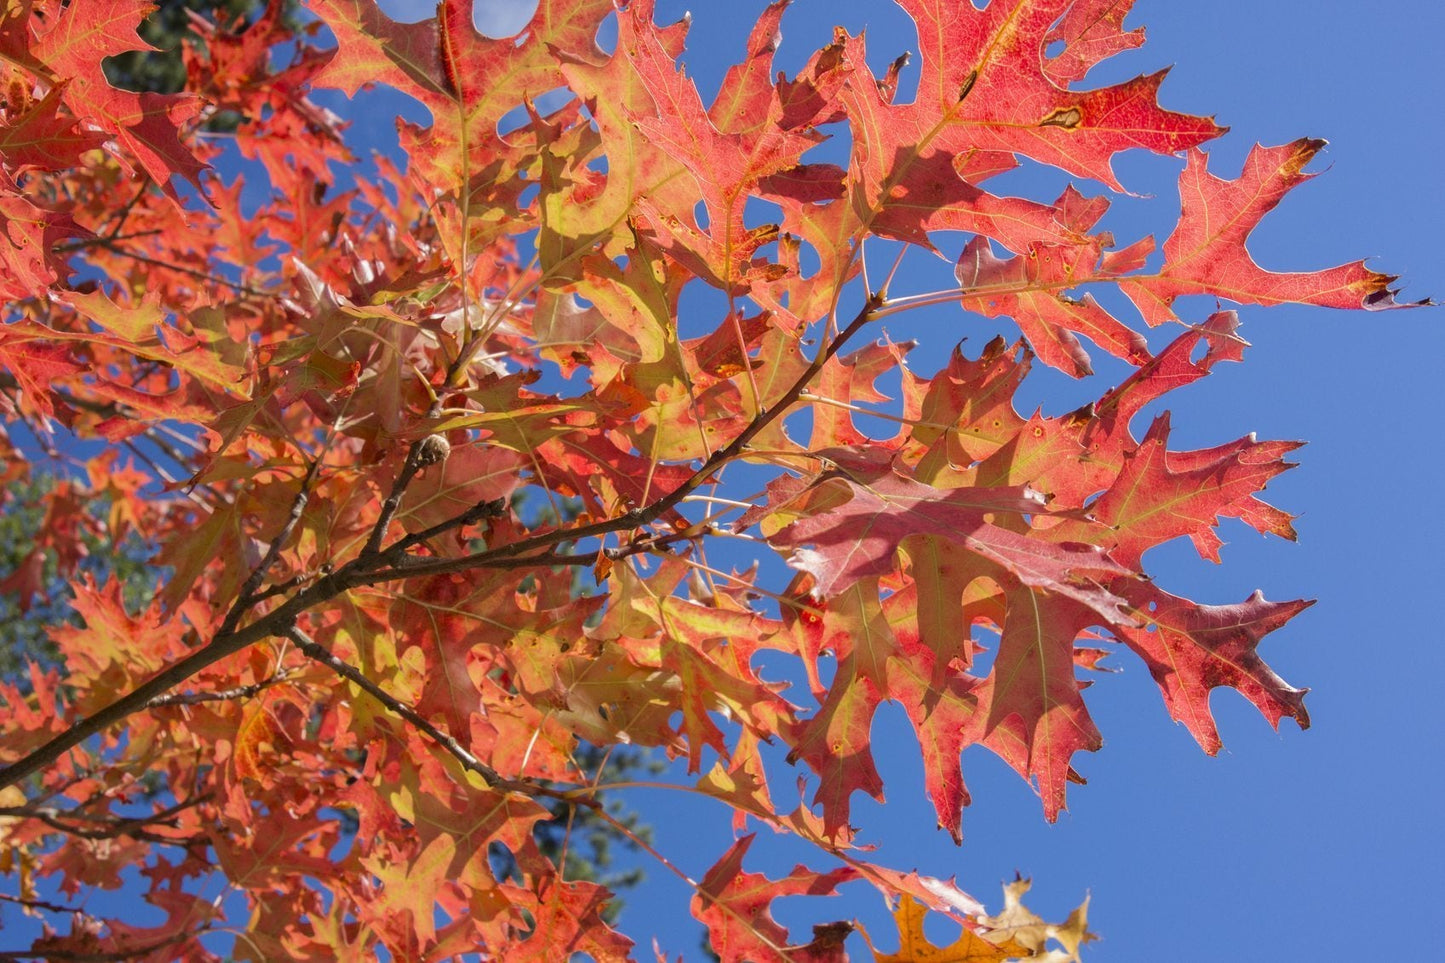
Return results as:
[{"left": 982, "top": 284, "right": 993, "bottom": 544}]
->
[
  {"left": 285, "top": 625, "right": 520, "bottom": 793},
  {"left": 14, "top": 809, "right": 202, "bottom": 847},
  {"left": 220, "top": 460, "right": 322, "bottom": 636},
  {"left": 0, "top": 794, "right": 210, "bottom": 848},
  {"left": 0, "top": 892, "right": 79, "bottom": 915},
  {"left": 54, "top": 228, "right": 164, "bottom": 252},
  {"left": 357, "top": 439, "right": 432, "bottom": 560},
  {"left": 349, "top": 548, "right": 594, "bottom": 586},
  {"left": 144, "top": 670, "right": 297, "bottom": 708},
  {"left": 0, "top": 931, "right": 197, "bottom": 962},
  {"left": 103, "top": 245, "right": 271, "bottom": 299},
  {"left": 389, "top": 496, "right": 507, "bottom": 554}
]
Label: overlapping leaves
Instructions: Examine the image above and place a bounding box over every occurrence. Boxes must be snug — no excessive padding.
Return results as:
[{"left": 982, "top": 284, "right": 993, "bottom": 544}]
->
[{"left": 0, "top": 0, "right": 1414, "bottom": 960}]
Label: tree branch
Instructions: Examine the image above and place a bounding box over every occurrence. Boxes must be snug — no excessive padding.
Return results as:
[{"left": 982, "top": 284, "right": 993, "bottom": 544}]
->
[
  {"left": 219, "top": 460, "right": 321, "bottom": 637},
  {"left": 286, "top": 626, "right": 522, "bottom": 794},
  {"left": 356, "top": 436, "right": 442, "bottom": 561},
  {"left": 0, "top": 795, "right": 210, "bottom": 847},
  {"left": 352, "top": 294, "right": 884, "bottom": 582},
  {"left": 0, "top": 931, "right": 197, "bottom": 962},
  {"left": 144, "top": 671, "right": 296, "bottom": 708},
  {"left": 0, "top": 296, "right": 884, "bottom": 795},
  {"left": 0, "top": 892, "right": 78, "bottom": 915}
]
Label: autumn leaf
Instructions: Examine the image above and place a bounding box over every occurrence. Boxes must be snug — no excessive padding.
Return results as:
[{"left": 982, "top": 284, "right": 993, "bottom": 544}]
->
[
  {"left": 758, "top": 453, "right": 1131, "bottom": 622},
  {"left": 979, "top": 878, "right": 1094, "bottom": 963},
  {"left": 866, "top": 894, "right": 1030, "bottom": 963},
  {"left": 1121, "top": 140, "right": 1409, "bottom": 325},
  {"left": 30, "top": 0, "right": 206, "bottom": 195},
  {"left": 693, "top": 835, "right": 857, "bottom": 963},
  {"left": 0, "top": 0, "right": 1420, "bottom": 958}
]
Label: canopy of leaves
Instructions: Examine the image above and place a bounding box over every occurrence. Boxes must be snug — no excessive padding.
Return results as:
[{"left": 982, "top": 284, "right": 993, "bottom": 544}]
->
[{"left": 0, "top": 0, "right": 1415, "bottom": 959}]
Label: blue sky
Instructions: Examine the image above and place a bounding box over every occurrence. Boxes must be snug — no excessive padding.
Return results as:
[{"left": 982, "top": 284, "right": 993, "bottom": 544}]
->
[{"left": 361, "top": 0, "right": 1443, "bottom": 959}]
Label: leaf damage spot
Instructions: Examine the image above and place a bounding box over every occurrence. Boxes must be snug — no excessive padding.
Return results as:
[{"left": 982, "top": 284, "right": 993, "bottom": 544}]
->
[{"left": 1040, "top": 107, "right": 1083, "bottom": 129}]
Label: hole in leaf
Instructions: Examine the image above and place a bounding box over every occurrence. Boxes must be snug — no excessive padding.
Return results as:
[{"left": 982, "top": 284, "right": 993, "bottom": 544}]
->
[
  {"left": 517, "top": 181, "right": 539, "bottom": 211},
  {"left": 1045, "top": 39, "right": 1066, "bottom": 59},
  {"left": 473, "top": 0, "right": 537, "bottom": 38},
  {"left": 596, "top": 10, "right": 619, "bottom": 54},
  {"left": 374, "top": 0, "right": 431, "bottom": 23}
]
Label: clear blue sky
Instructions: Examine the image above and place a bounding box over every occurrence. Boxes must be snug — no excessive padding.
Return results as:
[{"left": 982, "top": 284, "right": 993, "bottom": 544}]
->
[{"left": 354, "top": 1, "right": 1444, "bottom": 959}]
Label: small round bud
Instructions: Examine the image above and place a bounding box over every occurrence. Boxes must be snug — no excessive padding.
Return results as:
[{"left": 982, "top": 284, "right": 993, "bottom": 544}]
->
[{"left": 416, "top": 433, "right": 451, "bottom": 467}]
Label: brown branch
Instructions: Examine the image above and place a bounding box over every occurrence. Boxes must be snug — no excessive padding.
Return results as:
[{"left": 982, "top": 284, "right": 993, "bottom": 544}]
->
[
  {"left": 144, "top": 670, "right": 296, "bottom": 708},
  {"left": 0, "top": 297, "right": 884, "bottom": 794},
  {"left": 0, "top": 794, "right": 210, "bottom": 847},
  {"left": 101, "top": 244, "right": 271, "bottom": 298},
  {"left": 0, "top": 931, "right": 196, "bottom": 962},
  {"left": 54, "top": 229, "right": 163, "bottom": 253},
  {"left": 248, "top": 574, "right": 305, "bottom": 603},
  {"left": 0, "top": 892, "right": 78, "bottom": 915},
  {"left": 356, "top": 437, "right": 435, "bottom": 560},
  {"left": 219, "top": 461, "right": 321, "bottom": 637},
  {"left": 356, "top": 293, "right": 884, "bottom": 582},
  {"left": 17, "top": 810, "right": 201, "bottom": 847},
  {"left": 390, "top": 496, "right": 507, "bottom": 553},
  {"left": 0, "top": 566, "right": 351, "bottom": 790},
  {"left": 350, "top": 548, "right": 593, "bottom": 586},
  {"left": 286, "top": 626, "right": 592, "bottom": 812},
  {"left": 0, "top": 794, "right": 207, "bottom": 828},
  {"left": 285, "top": 626, "right": 521, "bottom": 793}
]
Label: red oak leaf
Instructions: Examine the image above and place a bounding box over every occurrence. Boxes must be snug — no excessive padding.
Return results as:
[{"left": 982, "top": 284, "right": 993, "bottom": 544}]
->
[
  {"left": 1113, "top": 583, "right": 1312, "bottom": 754},
  {"left": 977, "top": 586, "right": 1103, "bottom": 821},
  {"left": 761, "top": 453, "right": 1128, "bottom": 619},
  {"left": 30, "top": 0, "right": 206, "bottom": 195},
  {"left": 693, "top": 834, "right": 856, "bottom": 963},
  {"left": 1048, "top": 412, "right": 1298, "bottom": 569},
  {"left": 1121, "top": 140, "right": 1410, "bottom": 325},
  {"left": 956, "top": 233, "right": 1151, "bottom": 378}
]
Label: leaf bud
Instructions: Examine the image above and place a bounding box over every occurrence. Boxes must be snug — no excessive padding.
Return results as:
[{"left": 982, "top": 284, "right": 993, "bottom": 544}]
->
[{"left": 416, "top": 433, "right": 452, "bottom": 467}]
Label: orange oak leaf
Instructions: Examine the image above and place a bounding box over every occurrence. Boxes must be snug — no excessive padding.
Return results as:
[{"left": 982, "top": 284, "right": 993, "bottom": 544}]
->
[{"left": 868, "top": 894, "right": 1030, "bottom": 963}]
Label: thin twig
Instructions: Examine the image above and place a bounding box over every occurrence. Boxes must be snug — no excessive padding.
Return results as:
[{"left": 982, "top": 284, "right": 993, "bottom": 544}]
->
[
  {"left": 879, "top": 243, "right": 908, "bottom": 299},
  {"left": 869, "top": 289, "right": 966, "bottom": 319},
  {"left": 144, "top": 670, "right": 297, "bottom": 708},
  {"left": 0, "top": 931, "right": 197, "bottom": 962},
  {"left": 54, "top": 228, "right": 163, "bottom": 252},
  {"left": 390, "top": 496, "right": 507, "bottom": 553},
  {"left": 220, "top": 460, "right": 321, "bottom": 636},
  {"left": 286, "top": 626, "right": 518, "bottom": 792},
  {"left": 357, "top": 440, "right": 430, "bottom": 560},
  {"left": 4, "top": 810, "right": 198, "bottom": 847},
  {"left": 103, "top": 245, "right": 271, "bottom": 299},
  {"left": 0, "top": 892, "right": 79, "bottom": 915}
]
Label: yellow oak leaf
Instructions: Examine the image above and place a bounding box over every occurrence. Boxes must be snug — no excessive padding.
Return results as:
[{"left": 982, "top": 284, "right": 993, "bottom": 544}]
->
[{"left": 869, "top": 895, "right": 1032, "bottom": 962}]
